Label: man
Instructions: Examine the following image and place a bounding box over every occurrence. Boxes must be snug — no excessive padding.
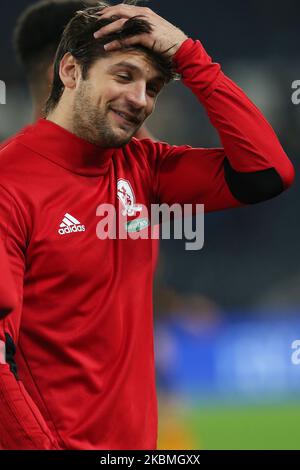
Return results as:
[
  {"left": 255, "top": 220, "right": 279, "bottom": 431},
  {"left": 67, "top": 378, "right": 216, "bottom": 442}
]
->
[
  {"left": 3, "top": 0, "right": 159, "bottom": 281},
  {"left": 0, "top": 2, "right": 294, "bottom": 450},
  {"left": 1, "top": 0, "right": 152, "bottom": 151}
]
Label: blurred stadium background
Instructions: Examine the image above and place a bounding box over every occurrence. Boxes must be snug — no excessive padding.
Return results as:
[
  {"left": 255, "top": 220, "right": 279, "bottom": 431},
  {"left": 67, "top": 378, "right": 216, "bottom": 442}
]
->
[{"left": 1, "top": 0, "right": 300, "bottom": 450}]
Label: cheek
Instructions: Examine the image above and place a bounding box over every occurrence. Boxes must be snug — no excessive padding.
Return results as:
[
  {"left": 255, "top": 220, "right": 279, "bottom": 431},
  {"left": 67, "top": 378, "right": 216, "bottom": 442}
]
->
[
  {"left": 147, "top": 100, "right": 156, "bottom": 116},
  {"left": 87, "top": 81, "right": 109, "bottom": 106},
  {"left": 102, "top": 89, "right": 123, "bottom": 108}
]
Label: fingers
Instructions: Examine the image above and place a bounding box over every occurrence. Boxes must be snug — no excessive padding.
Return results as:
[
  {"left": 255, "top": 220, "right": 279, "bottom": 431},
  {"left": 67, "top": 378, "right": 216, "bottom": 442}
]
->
[
  {"left": 95, "top": 3, "right": 152, "bottom": 23},
  {"left": 97, "top": 4, "right": 149, "bottom": 19},
  {"left": 94, "top": 4, "right": 136, "bottom": 39},
  {"left": 93, "top": 3, "right": 154, "bottom": 51},
  {"left": 96, "top": 4, "right": 134, "bottom": 21},
  {"left": 94, "top": 17, "right": 128, "bottom": 39},
  {"left": 103, "top": 34, "right": 151, "bottom": 52}
]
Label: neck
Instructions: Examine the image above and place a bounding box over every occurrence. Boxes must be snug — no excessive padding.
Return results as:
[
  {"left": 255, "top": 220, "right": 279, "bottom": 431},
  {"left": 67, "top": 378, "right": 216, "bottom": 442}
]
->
[
  {"left": 31, "top": 84, "right": 49, "bottom": 122},
  {"left": 46, "top": 104, "right": 74, "bottom": 135}
]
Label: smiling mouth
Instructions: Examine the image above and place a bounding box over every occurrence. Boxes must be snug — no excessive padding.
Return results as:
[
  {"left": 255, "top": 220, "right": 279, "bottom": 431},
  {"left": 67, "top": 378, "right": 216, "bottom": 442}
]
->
[{"left": 110, "top": 108, "right": 139, "bottom": 126}]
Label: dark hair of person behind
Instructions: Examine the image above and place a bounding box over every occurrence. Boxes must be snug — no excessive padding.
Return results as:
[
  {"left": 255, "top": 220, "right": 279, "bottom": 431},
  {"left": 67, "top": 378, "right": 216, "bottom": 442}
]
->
[{"left": 13, "top": 0, "right": 94, "bottom": 84}]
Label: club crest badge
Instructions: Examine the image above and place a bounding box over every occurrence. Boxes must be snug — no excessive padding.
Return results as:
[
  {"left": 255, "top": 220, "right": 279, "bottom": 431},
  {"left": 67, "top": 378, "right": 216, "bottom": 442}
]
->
[{"left": 117, "top": 179, "right": 142, "bottom": 217}]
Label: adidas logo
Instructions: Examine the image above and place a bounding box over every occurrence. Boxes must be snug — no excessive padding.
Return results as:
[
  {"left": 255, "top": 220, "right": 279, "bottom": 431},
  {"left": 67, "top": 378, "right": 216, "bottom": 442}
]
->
[{"left": 58, "top": 213, "right": 86, "bottom": 236}]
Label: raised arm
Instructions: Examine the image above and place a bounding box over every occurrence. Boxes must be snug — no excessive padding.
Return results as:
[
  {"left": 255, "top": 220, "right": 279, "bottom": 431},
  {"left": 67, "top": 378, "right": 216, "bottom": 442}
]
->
[
  {"left": 151, "top": 38, "right": 295, "bottom": 210},
  {"left": 95, "top": 4, "right": 294, "bottom": 211}
]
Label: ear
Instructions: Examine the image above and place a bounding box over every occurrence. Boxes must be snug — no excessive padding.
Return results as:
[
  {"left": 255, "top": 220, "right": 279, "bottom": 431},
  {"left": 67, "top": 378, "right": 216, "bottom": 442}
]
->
[{"left": 58, "top": 52, "right": 81, "bottom": 90}]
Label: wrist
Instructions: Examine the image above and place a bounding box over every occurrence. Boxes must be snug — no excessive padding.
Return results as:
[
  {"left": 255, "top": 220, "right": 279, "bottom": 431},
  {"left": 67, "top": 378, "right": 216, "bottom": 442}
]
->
[{"left": 170, "top": 31, "right": 189, "bottom": 56}]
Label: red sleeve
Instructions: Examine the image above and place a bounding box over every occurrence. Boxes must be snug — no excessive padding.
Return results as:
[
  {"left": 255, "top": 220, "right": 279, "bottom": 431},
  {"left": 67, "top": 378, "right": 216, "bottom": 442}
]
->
[
  {"left": 0, "top": 185, "right": 61, "bottom": 450},
  {"left": 149, "top": 39, "right": 294, "bottom": 212},
  {"left": 0, "top": 240, "right": 16, "bottom": 316}
]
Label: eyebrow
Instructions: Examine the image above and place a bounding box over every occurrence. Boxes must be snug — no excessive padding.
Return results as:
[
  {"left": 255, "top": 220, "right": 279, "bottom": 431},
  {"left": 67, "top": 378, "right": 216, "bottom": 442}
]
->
[{"left": 108, "top": 61, "right": 165, "bottom": 84}]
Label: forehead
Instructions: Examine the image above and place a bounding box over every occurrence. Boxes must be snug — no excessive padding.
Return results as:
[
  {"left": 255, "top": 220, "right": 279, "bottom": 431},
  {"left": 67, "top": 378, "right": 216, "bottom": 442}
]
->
[{"left": 95, "top": 50, "right": 164, "bottom": 81}]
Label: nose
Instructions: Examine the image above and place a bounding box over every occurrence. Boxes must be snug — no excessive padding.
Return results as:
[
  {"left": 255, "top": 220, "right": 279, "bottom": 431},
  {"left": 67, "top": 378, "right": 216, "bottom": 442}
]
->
[{"left": 126, "top": 82, "right": 148, "bottom": 110}]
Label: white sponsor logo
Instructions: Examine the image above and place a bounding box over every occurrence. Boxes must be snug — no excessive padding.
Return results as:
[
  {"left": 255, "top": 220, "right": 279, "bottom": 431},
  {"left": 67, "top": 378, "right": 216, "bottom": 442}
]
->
[{"left": 58, "top": 213, "right": 86, "bottom": 236}]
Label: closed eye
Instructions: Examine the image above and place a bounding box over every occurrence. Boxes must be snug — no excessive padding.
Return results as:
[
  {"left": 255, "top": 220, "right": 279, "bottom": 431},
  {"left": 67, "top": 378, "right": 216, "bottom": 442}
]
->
[
  {"left": 114, "top": 73, "right": 162, "bottom": 97},
  {"left": 116, "top": 73, "right": 131, "bottom": 81}
]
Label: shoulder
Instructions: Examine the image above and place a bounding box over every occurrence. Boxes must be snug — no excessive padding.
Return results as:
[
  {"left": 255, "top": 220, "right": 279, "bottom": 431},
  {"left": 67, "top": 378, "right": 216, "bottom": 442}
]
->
[
  {"left": 124, "top": 137, "right": 174, "bottom": 170},
  {"left": 0, "top": 125, "right": 38, "bottom": 168},
  {"left": 126, "top": 137, "right": 199, "bottom": 170},
  {"left": 0, "top": 125, "right": 32, "bottom": 151},
  {"left": 0, "top": 136, "right": 37, "bottom": 179},
  {"left": 0, "top": 127, "right": 44, "bottom": 206}
]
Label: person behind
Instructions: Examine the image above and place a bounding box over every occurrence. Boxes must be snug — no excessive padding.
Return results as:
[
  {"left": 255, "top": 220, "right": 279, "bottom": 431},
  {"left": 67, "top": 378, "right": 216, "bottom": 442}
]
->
[{"left": 0, "top": 1, "right": 294, "bottom": 450}]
